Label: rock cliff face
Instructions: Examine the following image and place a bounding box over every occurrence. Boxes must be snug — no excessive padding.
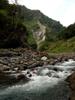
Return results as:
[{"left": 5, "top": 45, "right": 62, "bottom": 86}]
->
[
  {"left": 17, "top": 5, "right": 64, "bottom": 49},
  {"left": 33, "top": 21, "right": 46, "bottom": 50}
]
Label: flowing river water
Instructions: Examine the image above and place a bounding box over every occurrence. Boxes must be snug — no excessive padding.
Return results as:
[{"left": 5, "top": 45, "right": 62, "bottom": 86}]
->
[{"left": 0, "top": 59, "right": 75, "bottom": 100}]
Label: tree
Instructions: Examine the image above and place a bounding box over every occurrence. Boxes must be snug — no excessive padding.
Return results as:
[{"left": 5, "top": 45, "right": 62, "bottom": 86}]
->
[{"left": 58, "top": 23, "right": 75, "bottom": 39}]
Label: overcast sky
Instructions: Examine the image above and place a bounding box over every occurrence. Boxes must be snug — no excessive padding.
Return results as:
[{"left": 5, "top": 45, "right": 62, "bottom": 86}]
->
[{"left": 9, "top": 0, "right": 75, "bottom": 26}]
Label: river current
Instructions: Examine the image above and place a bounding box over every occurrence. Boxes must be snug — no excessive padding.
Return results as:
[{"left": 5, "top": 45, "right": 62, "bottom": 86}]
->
[{"left": 0, "top": 59, "right": 75, "bottom": 100}]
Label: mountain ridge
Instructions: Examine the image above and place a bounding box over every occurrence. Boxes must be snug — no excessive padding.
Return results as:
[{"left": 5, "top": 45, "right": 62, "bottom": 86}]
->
[
  {"left": 16, "top": 5, "right": 64, "bottom": 49},
  {"left": 1, "top": 0, "right": 75, "bottom": 53}
]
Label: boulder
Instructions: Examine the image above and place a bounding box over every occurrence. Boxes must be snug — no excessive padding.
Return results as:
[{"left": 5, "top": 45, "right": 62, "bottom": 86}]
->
[
  {"left": 41, "top": 56, "right": 47, "bottom": 61},
  {"left": 28, "top": 74, "right": 32, "bottom": 77},
  {"left": 67, "top": 72, "right": 75, "bottom": 100},
  {"left": 16, "top": 74, "right": 29, "bottom": 82},
  {"left": 67, "top": 72, "right": 75, "bottom": 90},
  {"left": 69, "top": 94, "right": 75, "bottom": 100}
]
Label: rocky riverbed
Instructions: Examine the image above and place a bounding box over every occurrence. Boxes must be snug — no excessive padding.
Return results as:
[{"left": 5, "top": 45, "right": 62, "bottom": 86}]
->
[
  {"left": 0, "top": 48, "right": 75, "bottom": 100},
  {"left": 0, "top": 48, "right": 74, "bottom": 82}
]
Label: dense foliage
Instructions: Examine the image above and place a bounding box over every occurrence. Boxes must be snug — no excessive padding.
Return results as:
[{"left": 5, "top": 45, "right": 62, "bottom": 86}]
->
[
  {"left": 1, "top": 0, "right": 75, "bottom": 53},
  {"left": 0, "top": 0, "right": 28, "bottom": 48},
  {"left": 58, "top": 23, "right": 75, "bottom": 40},
  {"left": 17, "top": 6, "right": 64, "bottom": 41}
]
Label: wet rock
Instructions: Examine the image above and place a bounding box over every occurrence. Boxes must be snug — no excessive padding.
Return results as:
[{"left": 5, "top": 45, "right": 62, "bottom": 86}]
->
[
  {"left": 67, "top": 72, "right": 75, "bottom": 90},
  {"left": 69, "top": 94, "right": 75, "bottom": 100},
  {"left": 13, "top": 67, "right": 18, "bottom": 71},
  {"left": 27, "top": 71, "right": 30, "bottom": 74},
  {"left": 53, "top": 67, "right": 63, "bottom": 72},
  {"left": 67, "top": 72, "right": 75, "bottom": 100},
  {"left": 23, "top": 66, "right": 28, "bottom": 70},
  {"left": 3, "top": 67, "right": 10, "bottom": 72},
  {"left": 46, "top": 72, "right": 51, "bottom": 77},
  {"left": 16, "top": 74, "right": 29, "bottom": 81},
  {"left": 53, "top": 67, "right": 58, "bottom": 71},
  {"left": 57, "top": 57, "right": 62, "bottom": 62},
  {"left": 0, "top": 71, "right": 17, "bottom": 84},
  {"left": 50, "top": 61, "right": 55, "bottom": 65},
  {"left": 32, "top": 69, "right": 37, "bottom": 74},
  {"left": 28, "top": 62, "right": 43, "bottom": 69},
  {"left": 17, "top": 74, "right": 25, "bottom": 80},
  {"left": 52, "top": 73, "right": 60, "bottom": 78},
  {"left": 28, "top": 74, "right": 32, "bottom": 77},
  {"left": 49, "top": 59, "right": 59, "bottom": 65}
]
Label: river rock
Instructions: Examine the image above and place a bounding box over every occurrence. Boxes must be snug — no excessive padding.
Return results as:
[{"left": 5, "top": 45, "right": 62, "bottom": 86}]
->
[
  {"left": 28, "top": 62, "right": 43, "bottom": 69},
  {"left": 0, "top": 71, "right": 17, "bottom": 84},
  {"left": 28, "top": 74, "right": 32, "bottom": 77},
  {"left": 53, "top": 67, "right": 63, "bottom": 72},
  {"left": 69, "top": 94, "right": 75, "bottom": 100},
  {"left": 16, "top": 74, "right": 30, "bottom": 82},
  {"left": 53, "top": 67, "right": 58, "bottom": 71},
  {"left": 2, "top": 65, "right": 10, "bottom": 71},
  {"left": 41, "top": 56, "right": 47, "bottom": 61},
  {"left": 67, "top": 72, "right": 75, "bottom": 90},
  {"left": 67, "top": 72, "right": 75, "bottom": 100}
]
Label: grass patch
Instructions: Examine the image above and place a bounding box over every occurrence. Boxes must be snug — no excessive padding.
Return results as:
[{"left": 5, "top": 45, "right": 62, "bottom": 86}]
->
[{"left": 47, "top": 37, "right": 75, "bottom": 53}]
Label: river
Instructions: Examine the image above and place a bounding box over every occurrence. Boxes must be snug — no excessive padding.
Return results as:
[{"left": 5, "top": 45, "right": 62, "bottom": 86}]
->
[{"left": 0, "top": 59, "right": 75, "bottom": 100}]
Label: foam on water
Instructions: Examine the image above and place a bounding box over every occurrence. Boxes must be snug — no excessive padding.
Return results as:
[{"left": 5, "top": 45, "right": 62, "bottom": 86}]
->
[
  {"left": 61, "top": 59, "right": 75, "bottom": 66},
  {"left": 39, "top": 68, "right": 50, "bottom": 75},
  {"left": 54, "top": 59, "right": 75, "bottom": 71},
  {"left": 7, "top": 59, "right": 75, "bottom": 91},
  {"left": 0, "top": 76, "right": 59, "bottom": 98}
]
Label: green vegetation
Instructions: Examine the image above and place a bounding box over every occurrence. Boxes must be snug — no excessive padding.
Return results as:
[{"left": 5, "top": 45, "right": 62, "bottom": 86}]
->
[
  {"left": 0, "top": 0, "right": 28, "bottom": 48},
  {"left": 0, "top": 0, "right": 64, "bottom": 49},
  {"left": 47, "top": 37, "right": 75, "bottom": 53},
  {"left": 58, "top": 23, "right": 75, "bottom": 40},
  {"left": 0, "top": 0, "right": 75, "bottom": 53},
  {"left": 38, "top": 22, "right": 75, "bottom": 53},
  {"left": 18, "top": 6, "right": 64, "bottom": 41}
]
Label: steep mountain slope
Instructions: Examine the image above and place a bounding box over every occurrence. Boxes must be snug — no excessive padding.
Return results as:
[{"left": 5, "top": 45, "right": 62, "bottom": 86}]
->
[
  {"left": 15, "top": 5, "right": 64, "bottom": 49},
  {"left": 0, "top": 1, "right": 64, "bottom": 49}
]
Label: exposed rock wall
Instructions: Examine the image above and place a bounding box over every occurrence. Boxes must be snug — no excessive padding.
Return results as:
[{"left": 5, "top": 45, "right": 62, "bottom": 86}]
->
[{"left": 33, "top": 21, "right": 46, "bottom": 50}]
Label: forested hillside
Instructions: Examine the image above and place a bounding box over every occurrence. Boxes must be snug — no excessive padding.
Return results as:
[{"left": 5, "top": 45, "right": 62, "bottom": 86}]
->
[
  {"left": 0, "top": 0, "right": 64, "bottom": 49},
  {"left": 0, "top": 0, "right": 28, "bottom": 48},
  {"left": 0, "top": 0, "right": 75, "bottom": 53}
]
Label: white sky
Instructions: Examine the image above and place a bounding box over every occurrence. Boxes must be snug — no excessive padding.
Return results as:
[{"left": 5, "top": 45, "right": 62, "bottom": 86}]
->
[{"left": 9, "top": 0, "right": 75, "bottom": 26}]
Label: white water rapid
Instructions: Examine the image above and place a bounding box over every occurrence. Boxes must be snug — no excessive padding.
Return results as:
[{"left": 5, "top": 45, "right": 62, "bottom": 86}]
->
[{"left": 0, "top": 59, "right": 75, "bottom": 100}]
